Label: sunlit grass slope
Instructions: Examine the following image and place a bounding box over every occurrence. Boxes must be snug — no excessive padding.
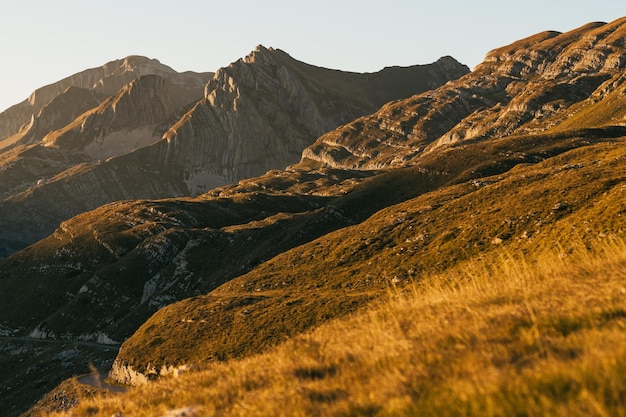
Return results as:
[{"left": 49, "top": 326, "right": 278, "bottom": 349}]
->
[
  {"left": 41, "top": 131, "right": 626, "bottom": 416},
  {"left": 46, "top": 235, "right": 626, "bottom": 416},
  {"left": 114, "top": 132, "right": 626, "bottom": 375}
]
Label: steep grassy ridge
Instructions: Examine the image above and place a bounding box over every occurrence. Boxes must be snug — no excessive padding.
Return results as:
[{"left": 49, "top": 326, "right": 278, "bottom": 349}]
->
[
  {"left": 111, "top": 128, "right": 626, "bottom": 380},
  {"left": 44, "top": 233, "right": 626, "bottom": 416}
]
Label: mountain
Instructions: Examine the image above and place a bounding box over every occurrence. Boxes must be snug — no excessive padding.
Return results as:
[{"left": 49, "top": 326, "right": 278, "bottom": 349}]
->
[
  {"left": 7, "top": 17, "right": 626, "bottom": 417},
  {"left": 301, "top": 18, "right": 626, "bottom": 169},
  {"left": 0, "top": 48, "right": 467, "bottom": 258},
  {"left": 0, "top": 58, "right": 213, "bottom": 257},
  {"left": 103, "top": 17, "right": 626, "bottom": 385},
  {"left": 160, "top": 46, "right": 468, "bottom": 193},
  {"left": 0, "top": 56, "right": 190, "bottom": 148}
]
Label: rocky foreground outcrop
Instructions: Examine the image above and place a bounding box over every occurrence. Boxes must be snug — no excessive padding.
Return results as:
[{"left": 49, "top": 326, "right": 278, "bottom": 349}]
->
[
  {"left": 0, "top": 48, "right": 467, "bottom": 257},
  {"left": 302, "top": 18, "right": 626, "bottom": 169}
]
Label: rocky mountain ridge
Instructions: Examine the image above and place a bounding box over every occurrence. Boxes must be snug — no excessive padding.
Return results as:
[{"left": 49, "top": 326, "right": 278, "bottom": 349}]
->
[
  {"left": 300, "top": 18, "right": 626, "bottom": 169},
  {"left": 0, "top": 47, "right": 466, "bottom": 258},
  {"left": 161, "top": 46, "right": 469, "bottom": 193},
  {"left": 0, "top": 56, "right": 188, "bottom": 148},
  {"left": 42, "top": 74, "right": 184, "bottom": 159}
]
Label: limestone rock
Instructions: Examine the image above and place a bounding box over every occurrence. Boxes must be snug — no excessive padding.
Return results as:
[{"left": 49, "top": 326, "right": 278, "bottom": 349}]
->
[{"left": 43, "top": 75, "right": 182, "bottom": 160}]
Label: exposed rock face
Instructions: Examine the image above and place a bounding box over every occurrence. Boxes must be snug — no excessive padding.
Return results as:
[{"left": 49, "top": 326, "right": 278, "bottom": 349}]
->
[
  {"left": 162, "top": 46, "right": 469, "bottom": 193},
  {"left": 16, "top": 87, "right": 101, "bottom": 147},
  {"left": 0, "top": 48, "right": 466, "bottom": 256},
  {"left": 43, "top": 75, "right": 182, "bottom": 159},
  {"left": 302, "top": 17, "right": 626, "bottom": 169}
]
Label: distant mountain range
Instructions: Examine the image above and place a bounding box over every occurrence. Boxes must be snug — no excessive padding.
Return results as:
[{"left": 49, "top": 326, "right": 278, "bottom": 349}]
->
[
  {"left": 0, "top": 47, "right": 467, "bottom": 258},
  {"left": 3, "top": 16, "right": 626, "bottom": 417}
]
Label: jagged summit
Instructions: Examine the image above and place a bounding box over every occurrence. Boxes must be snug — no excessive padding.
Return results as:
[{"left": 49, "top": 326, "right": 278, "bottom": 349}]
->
[
  {"left": 243, "top": 44, "right": 276, "bottom": 62},
  {"left": 163, "top": 47, "right": 468, "bottom": 192}
]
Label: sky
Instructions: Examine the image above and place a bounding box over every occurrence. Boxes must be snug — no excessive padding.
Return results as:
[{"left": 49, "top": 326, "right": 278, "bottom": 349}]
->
[{"left": 0, "top": 0, "right": 624, "bottom": 112}]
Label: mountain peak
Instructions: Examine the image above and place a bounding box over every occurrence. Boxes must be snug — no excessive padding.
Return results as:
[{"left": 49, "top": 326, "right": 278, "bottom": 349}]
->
[
  {"left": 121, "top": 55, "right": 168, "bottom": 72},
  {"left": 101, "top": 55, "right": 177, "bottom": 78},
  {"left": 243, "top": 44, "right": 279, "bottom": 64}
]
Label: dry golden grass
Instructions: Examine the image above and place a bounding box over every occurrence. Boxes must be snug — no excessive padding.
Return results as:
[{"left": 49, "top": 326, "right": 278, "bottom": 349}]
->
[{"left": 45, "top": 237, "right": 626, "bottom": 417}]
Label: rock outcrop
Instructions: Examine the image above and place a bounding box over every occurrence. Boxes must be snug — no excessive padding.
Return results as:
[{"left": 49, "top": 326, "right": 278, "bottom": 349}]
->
[
  {"left": 302, "top": 17, "right": 626, "bottom": 169},
  {"left": 16, "top": 87, "right": 101, "bottom": 147},
  {"left": 43, "top": 74, "right": 184, "bottom": 160}
]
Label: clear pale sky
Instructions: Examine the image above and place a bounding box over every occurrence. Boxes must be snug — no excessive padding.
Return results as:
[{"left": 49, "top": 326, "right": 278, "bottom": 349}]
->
[{"left": 0, "top": 0, "right": 624, "bottom": 112}]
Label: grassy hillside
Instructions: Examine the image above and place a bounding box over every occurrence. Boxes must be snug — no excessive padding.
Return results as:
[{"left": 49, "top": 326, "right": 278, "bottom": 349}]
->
[
  {"left": 9, "top": 18, "right": 626, "bottom": 415},
  {"left": 17, "top": 124, "right": 623, "bottom": 417},
  {"left": 42, "top": 234, "right": 626, "bottom": 416},
  {"left": 112, "top": 128, "right": 626, "bottom": 376}
]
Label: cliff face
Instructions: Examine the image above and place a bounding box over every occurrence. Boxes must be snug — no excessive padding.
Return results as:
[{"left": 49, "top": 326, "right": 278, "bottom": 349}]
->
[
  {"left": 16, "top": 87, "right": 101, "bottom": 147},
  {"left": 43, "top": 75, "right": 182, "bottom": 160},
  {"left": 301, "top": 18, "right": 626, "bottom": 169},
  {"left": 162, "top": 46, "right": 469, "bottom": 193}
]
